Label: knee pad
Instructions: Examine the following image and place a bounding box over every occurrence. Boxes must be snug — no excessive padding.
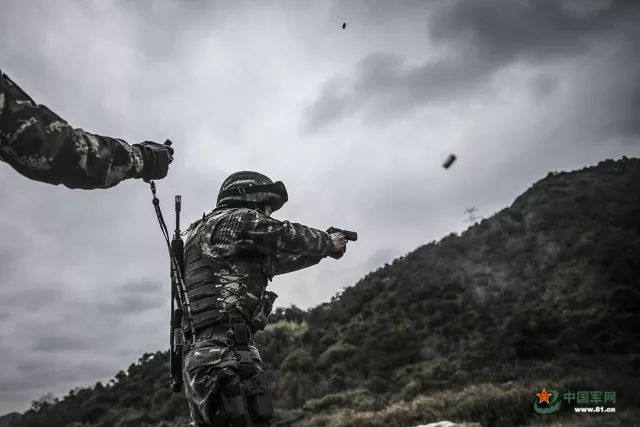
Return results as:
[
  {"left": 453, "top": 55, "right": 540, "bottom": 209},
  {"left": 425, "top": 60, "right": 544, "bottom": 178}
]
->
[
  {"left": 247, "top": 392, "right": 273, "bottom": 422},
  {"left": 244, "top": 373, "right": 274, "bottom": 421},
  {"left": 220, "top": 375, "right": 251, "bottom": 427}
]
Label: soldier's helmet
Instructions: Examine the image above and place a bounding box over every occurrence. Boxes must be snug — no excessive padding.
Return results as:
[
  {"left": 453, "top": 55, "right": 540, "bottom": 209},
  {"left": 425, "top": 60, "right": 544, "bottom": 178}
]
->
[{"left": 216, "top": 171, "right": 288, "bottom": 211}]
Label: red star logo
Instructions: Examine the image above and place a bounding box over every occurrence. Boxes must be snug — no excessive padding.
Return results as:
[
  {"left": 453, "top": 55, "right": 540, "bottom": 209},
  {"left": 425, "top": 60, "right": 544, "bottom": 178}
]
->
[{"left": 537, "top": 388, "right": 553, "bottom": 404}]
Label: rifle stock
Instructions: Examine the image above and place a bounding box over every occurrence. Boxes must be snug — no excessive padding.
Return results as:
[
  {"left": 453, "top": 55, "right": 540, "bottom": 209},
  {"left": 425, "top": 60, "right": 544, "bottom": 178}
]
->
[{"left": 170, "top": 196, "right": 185, "bottom": 392}]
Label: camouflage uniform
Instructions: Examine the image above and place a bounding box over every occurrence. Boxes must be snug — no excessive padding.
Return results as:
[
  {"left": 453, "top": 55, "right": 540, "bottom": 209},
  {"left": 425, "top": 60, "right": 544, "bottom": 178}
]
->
[
  {"left": 0, "top": 70, "right": 170, "bottom": 189},
  {"left": 181, "top": 193, "right": 333, "bottom": 426}
]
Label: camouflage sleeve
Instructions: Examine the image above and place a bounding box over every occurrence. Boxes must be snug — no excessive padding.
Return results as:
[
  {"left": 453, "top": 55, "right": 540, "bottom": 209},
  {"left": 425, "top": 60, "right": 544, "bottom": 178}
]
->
[
  {"left": 0, "top": 71, "right": 144, "bottom": 189},
  {"left": 233, "top": 209, "right": 333, "bottom": 259},
  {"left": 273, "top": 254, "right": 324, "bottom": 276}
]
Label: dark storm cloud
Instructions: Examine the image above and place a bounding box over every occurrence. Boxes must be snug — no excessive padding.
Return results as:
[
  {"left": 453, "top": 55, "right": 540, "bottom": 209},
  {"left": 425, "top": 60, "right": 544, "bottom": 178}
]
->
[
  {"left": 528, "top": 74, "right": 560, "bottom": 99},
  {"left": 97, "top": 279, "right": 165, "bottom": 315},
  {"left": 112, "top": 279, "right": 164, "bottom": 295},
  {"left": 0, "top": 389, "right": 31, "bottom": 407},
  {"left": 305, "top": 52, "right": 496, "bottom": 132},
  {"left": 0, "top": 282, "right": 62, "bottom": 312},
  {"left": 0, "top": 249, "right": 22, "bottom": 285},
  {"left": 30, "top": 335, "right": 93, "bottom": 352},
  {"left": 305, "top": 0, "right": 639, "bottom": 132},
  {"left": 428, "top": 0, "right": 605, "bottom": 61},
  {"left": 328, "top": 0, "right": 432, "bottom": 25},
  {"left": 17, "top": 362, "right": 42, "bottom": 374},
  {"left": 0, "top": 222, "right": 39, "bottom": 284},
  {"left": 10, "top": 359, "right": 115, "bottom": 391}
]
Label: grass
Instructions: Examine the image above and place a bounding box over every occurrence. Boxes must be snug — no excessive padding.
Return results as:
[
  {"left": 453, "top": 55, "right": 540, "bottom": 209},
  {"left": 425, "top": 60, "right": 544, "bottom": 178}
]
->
[{"left": 289, "top": 367, "right": 640, "bottom": 427}]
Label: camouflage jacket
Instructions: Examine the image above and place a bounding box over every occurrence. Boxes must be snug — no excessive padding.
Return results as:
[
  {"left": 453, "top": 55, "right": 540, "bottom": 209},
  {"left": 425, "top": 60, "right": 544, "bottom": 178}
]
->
[
  {"left": 183, "top": 207, "right": 333, "bottom": 332},
  {"left": 0, "top": 70, "right": 145, "bottom": 189}
]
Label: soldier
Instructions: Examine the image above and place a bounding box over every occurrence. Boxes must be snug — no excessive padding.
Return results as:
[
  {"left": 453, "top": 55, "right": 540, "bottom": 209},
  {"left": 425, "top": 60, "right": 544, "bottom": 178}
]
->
[
  {"left": 0, "top": 70, "right": 174, "bottom": 189},
  {"left": 181, "top": 171, "right": 348, "bottom": 426}
]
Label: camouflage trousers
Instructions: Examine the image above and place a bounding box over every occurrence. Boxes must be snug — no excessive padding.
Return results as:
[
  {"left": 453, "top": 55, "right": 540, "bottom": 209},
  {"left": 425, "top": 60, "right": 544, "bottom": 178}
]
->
[{"left": 183, "top": 341, "right": 274, "bottom": 427}]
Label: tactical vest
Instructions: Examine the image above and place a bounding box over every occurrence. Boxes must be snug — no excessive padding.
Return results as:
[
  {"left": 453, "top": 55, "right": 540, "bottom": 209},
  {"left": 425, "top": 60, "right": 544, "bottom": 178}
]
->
[{"left": 182, "top": 208, "right": 277, "bottom": 334}]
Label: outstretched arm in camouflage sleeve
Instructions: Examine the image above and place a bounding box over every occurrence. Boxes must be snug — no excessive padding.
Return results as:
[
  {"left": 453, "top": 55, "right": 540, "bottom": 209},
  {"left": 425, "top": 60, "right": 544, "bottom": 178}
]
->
[
  {"left": 0, "top": 70, "right": 173, "bottom": 189},
  {"left": 272, "top": 230, "right": 348, "bottom": 274},
  {"left": 272, "top": 253, "right": 323, "bottom": 275},
  {"left": 232, "top": 208, "right": 335, "bottom": 260}
]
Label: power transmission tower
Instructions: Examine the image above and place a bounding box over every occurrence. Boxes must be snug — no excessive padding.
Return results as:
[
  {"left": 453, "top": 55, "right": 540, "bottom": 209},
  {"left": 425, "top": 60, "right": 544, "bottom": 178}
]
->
[{"left": 464, "top": 207, "right": 480, "bottom": 223}]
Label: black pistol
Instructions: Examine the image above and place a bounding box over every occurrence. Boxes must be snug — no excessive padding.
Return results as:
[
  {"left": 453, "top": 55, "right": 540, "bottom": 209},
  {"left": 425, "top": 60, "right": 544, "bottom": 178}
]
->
[
  {"left": 170, "top": 195, "right": 185, "bottom": 392},
  {"left": 326, "top": 226, "right": 358, "bottom": 241}
]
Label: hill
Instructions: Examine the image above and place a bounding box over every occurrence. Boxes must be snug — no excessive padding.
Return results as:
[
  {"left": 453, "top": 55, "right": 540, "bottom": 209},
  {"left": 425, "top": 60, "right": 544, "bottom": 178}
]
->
[
  {"left": 0, "top": 413, "right": 20, "bottom": 427},
  {"left": 10, "top": 157, "right": 640, "bottom": 427}
]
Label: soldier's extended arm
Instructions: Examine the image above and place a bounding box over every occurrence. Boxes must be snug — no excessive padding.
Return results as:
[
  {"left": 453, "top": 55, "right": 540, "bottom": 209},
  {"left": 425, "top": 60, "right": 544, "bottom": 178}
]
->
[
  {"left": 273, "top": 227, "right": 354, "bottom": 274},
  {"left": 233, "top": 209, "right": 333, "bottom": 258},
  {"left": 0, "top": 71, "right": 172, "bottom": 189},
  {"left": 273, "top": 253, "right": 324, "bottom": 276}
]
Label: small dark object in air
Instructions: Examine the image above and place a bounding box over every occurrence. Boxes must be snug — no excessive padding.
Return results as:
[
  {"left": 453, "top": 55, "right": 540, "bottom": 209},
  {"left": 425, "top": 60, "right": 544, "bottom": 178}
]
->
[
  {"left": 443, "top": 154, "right": 457, "bottom": 169},
  {"left": 342, "top": 22, "right": 346, "bottom": 29}
]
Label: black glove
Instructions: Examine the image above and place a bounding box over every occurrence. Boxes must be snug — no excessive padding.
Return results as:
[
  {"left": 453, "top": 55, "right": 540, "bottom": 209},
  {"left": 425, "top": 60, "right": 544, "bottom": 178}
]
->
[
  {"left": 329, "top": 244, "right": 346, "bottom": 259},
  {"left": 134, "top": 139, "right": 174, "bottom": 180},
  {"left": 328, "top": 232, "right": 347, "bottom": 259}
]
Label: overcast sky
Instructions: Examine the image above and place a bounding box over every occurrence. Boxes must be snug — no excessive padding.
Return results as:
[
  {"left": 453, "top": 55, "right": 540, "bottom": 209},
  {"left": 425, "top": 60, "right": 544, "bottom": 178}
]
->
[{"left": 0, "top": 0, "right": 638, "bottom": 415}]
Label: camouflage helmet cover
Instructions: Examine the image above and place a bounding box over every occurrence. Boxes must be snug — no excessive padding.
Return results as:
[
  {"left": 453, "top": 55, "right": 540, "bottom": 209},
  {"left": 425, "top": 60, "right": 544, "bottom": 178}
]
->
[{"left": 216, "top": 171, "right": 288, "bottom": 211}]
